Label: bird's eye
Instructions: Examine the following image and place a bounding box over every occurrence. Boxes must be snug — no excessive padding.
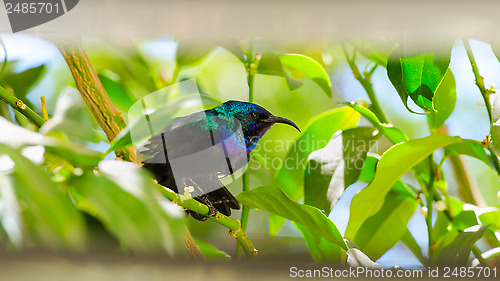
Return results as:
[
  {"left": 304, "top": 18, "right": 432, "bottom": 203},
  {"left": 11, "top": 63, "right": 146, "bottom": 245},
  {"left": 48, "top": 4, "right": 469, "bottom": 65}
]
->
[{"left": 250, "top": 112, "right": 258, "bottom": 119}]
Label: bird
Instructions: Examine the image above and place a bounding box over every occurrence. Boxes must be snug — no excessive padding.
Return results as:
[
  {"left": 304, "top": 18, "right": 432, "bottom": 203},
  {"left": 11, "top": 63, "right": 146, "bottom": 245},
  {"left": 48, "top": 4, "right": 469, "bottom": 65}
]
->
[{"left": 141, "top": 100, "right": 300, "bottom": 221}]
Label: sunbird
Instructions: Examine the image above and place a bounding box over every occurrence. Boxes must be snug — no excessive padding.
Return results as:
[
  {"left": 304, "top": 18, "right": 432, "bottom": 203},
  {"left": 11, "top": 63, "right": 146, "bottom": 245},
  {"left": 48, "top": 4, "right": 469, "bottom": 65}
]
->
[{"left": 142, "top": 100, "right": 300, "bottom": 221}]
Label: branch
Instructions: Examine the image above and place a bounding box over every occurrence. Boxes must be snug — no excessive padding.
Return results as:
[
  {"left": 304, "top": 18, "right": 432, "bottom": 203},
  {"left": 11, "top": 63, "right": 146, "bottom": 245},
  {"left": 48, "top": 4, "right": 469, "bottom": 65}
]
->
[
  {"left": 341, "top": 43, "right": 389, "bottom": 124},
  {"left": 156, "top": 184, "right": 258, "bottom": 258},
  {"left": 463, "top": 39, "right": 494, "bottom": 125},
  {"left": 57, "top": 39, "right": 140, "bottom": 164},
  {"left": 0, "top": 85, "right": 45, "bottom": 127},
  {"left": 462, "top": 39, "right": 500, "bottom": 174}
]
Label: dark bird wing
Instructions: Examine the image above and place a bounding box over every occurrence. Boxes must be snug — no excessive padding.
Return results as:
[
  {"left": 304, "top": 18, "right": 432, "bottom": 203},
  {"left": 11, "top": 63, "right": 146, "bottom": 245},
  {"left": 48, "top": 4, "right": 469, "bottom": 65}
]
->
[{"left": 141, "top": 112, "right": 243, "bottom": 218}]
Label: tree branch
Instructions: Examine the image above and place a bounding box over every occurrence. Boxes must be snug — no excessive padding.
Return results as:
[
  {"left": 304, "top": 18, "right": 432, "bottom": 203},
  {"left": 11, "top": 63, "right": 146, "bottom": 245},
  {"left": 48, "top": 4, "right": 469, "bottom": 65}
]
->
[
  {"left": 57, "top": 39, "right": 139, "bottom": 164},
  {"left": 0, "top": 85, "right": 45, "bottom": 127},
  {"left": 341, "top": 43, "right": 389, "bottom": 124},
  {"left": 156, "top": 184, "right": 258, "bottom": 258}
]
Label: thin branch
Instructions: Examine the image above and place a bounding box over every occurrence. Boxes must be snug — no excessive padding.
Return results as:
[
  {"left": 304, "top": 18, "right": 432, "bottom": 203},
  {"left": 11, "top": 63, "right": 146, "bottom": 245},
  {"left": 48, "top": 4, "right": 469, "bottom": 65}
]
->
[
  {"left": 341, "top": 43, "right": 389, "bottom": 124},
  {"left": 0, "top": 85, "right": 45, "bottom": 127},
  {"left": 462, "top": 39, "right": 500, "bottom": 174},
  {"left": 157, "top": 184, "right": 258, "bottom": 258},
  {"left": 463, "top": 39, "right": 494, "bottom": 125},
  {"left": 40, "top": 96, "right": 49, "bottom": 121}
]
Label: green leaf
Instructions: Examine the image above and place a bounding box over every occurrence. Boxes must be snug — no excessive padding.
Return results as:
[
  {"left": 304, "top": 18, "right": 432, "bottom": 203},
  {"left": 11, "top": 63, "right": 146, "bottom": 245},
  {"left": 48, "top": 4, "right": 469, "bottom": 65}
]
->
[
  {"left": 256, "top": 51, "right": 304, "bottom": 91},
  {"left": 98, "top": 74, "right": 136, "bottom": 112},
  {"left": 293, "top": 222, "right": 341, "bottom": 264},
  {"left": 354, "top": 189, "right": 418, "bottom": 260},
  {"left": 489, "top": 124, "right": 500, "bottom": 157},
  {"left": 278, "top": 54, "right": 332, "bottom": 97},
  {"left": 193, "top": 238, "right": 231, "bottom": 261},
  {"left": 358, "top": 154, "right": 416, "bottom": 197},
  {"left": 387, "top": 47, "right": 451, "bottom": 113},
  {"left": 427, "top": 69, "right": 457, "bottom": 130},
  {"left": 304, "top": 127, "right": 378, "bottom": 215},
  {"left": 0, "top": 143, "right": 86, "bottom": 249},
  {"left": 442, "top": 139, "right": 489, "bottom": 167},
  {"left": 40, "top": 87, "right": 100, "bottom": 143},
  {"left": 437, "top": 225, "right": 489, "bottom": 266},
  {"left": 478, "top": 209, "right": 500, "bottom": 229},
  {"left": 236, "top": 186, "right": 347, "bottom": 250},
  {"left": 271, "top": 107, "right": 360, "bottom": 235},
  {"left": 452, "top": 210, "right": 479, "bottom": 231},
  {"left": 341, "top": 102, "right": 408, "bottom": 144},
  {"left": 70, "top": 161, "right": 187, "bottom": 255},
  {"left": 345, "top": 135, "right": 459, "bottom": 240}
]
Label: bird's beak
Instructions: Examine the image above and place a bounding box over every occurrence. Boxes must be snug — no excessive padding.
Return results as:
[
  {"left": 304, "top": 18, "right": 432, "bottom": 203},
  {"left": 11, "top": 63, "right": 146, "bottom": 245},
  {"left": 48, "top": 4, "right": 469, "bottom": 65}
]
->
[{"left": 264, "top": 115, "right": 301, "bottom": 132}]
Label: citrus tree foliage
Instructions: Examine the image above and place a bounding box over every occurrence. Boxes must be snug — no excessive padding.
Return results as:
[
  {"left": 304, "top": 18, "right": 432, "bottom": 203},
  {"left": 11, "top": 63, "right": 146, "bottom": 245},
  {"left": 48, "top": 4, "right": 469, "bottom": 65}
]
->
[{"left": 0, "top": 37, "right": 499, "bottom": 268}]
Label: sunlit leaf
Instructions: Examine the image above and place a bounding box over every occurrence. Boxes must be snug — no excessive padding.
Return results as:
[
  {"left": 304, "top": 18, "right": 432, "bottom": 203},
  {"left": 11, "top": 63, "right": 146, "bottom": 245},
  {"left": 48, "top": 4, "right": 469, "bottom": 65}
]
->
[
  {"left": 236, "top": 186, "right": 347, "bottom": 250},
  {"left": 304, "top": 127, "right": 378, "bottom": 215},
  {"left": 427, "top": 69, "right": 457, "bottom": 130},
  {"left": 279, "top": 54, "right": 332, "bottom": 97},
  {"left": 271, "top": 107, "right": 359, "bottom": 235},
  {"left": 442, "top": 139, "right": 489, "bottom": 167},
  {"left": 387, "top": 47, "right": 451, "bottom": 113},
  {"left": 256, "top": 51, "right": 304, "bottom": 91},
  {"left": 354, "top": 189, "right": 417, "bottom": 260},
  {"left": 345, "top": 135, "right": 459, "bottom": 240},
  {"left": 341, "top": 102, "right": 408, "bottom": 144}
]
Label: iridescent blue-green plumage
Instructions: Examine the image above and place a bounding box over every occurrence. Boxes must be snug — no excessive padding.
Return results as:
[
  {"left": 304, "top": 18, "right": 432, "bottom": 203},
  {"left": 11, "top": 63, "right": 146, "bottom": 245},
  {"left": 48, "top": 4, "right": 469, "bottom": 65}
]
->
[{"left": 142, "top": 100, "right": 300, "bottom": 221}]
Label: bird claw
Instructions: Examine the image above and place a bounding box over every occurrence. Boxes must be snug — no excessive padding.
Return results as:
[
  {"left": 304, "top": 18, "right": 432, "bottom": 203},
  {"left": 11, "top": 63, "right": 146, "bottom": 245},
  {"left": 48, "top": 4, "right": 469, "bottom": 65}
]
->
[{"left": 188, "top": 196, "right": 218, "bottom": 221}]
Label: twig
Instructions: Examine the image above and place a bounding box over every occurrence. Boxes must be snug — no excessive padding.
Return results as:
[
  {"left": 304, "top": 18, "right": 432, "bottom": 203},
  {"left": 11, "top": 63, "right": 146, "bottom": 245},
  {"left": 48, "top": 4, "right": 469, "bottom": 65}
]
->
[
  {"left": 341, "top": 43, "right": 389, "bottom": 124},
  {"left": 40, "top": 96, "right": 49, "bottom": 121},
  {"left": 462, "top": 39, "right": 500, "bottom": 174},
  {"left": 0, "top": 85, "right": 45, "bottom": 127},
  {"left": 156, "top": 184, "right": 258, "bottom": 258},
  {"left": 463, "top": 39, "right": 494, "bottom": 124}
]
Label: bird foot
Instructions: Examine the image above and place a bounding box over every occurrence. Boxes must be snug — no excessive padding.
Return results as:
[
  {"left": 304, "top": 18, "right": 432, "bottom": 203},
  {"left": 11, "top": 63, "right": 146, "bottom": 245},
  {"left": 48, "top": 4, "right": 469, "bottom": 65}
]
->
[{"left": 188, "top": 196, "right": 218, "bottom": 221}]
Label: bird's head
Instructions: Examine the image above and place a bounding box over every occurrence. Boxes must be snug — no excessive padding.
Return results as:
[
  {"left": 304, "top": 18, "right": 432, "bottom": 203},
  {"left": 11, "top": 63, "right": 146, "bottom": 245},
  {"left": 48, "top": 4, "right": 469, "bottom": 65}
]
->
[{"left": 215, "top": 100, "right": 300, "bottom": 151}]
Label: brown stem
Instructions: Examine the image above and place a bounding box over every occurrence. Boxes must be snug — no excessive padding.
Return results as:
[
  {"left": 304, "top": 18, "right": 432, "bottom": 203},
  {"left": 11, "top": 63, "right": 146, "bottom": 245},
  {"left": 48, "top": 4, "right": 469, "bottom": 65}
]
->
[{"left": 57, "top": 39, "right": 139, "bottom": 164}]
